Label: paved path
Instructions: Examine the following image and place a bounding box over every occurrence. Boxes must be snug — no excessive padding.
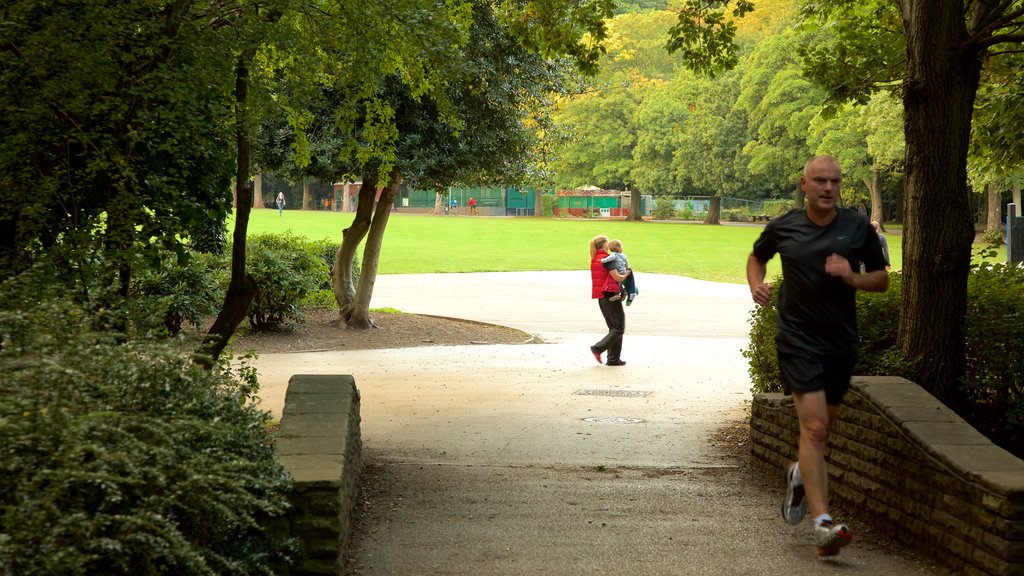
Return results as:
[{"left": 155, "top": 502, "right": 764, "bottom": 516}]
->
[{"left": 252, "top": 272, "right": 950, "bottom": 575}]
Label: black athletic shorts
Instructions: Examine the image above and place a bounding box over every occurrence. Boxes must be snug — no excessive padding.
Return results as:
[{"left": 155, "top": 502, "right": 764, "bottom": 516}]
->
[{"left": 777, "top": 351, "right": 856, "bottom": 406}]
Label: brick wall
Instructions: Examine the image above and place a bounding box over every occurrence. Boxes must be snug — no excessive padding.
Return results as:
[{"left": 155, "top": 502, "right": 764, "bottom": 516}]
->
[
  {"left": 751, "top": 375, "right": 1024, "bottom": 576},
  {"left": 275, "top": 375, "right": 363, "bottom": 576}
]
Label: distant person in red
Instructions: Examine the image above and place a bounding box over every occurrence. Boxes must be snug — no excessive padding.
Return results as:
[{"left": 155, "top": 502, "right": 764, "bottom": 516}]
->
[
  {"left": 588, "top": 235, "right": 630, "bottom": 366},
  {"left": 468, "top": 196, "right": 478, "bottom": 215}
]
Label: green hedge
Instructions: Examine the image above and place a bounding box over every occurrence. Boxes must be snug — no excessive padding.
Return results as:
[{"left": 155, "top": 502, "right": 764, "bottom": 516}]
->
[
  {"left": 0, "top": 266, "right": 293, "bottom": 576},
  {"left": 744, "top": 265, "right": 1024, "bottom": 458}
]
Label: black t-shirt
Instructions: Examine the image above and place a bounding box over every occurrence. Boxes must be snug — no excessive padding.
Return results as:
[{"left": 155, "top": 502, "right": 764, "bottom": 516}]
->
[{"left": 752, "top": 208, "right": 887, "bottom": 355}]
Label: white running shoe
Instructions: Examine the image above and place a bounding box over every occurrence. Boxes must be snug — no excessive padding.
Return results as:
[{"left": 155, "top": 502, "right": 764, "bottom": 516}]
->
[
  {"left": 815, "top": 520, "right": 853, "bottom": 557},
  {"left": 781, "top": 462, "right": 807, "bottom": 525}
]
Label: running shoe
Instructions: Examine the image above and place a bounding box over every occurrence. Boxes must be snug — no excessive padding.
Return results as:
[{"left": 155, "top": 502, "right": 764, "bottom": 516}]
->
[
  {"left": 815, "top": 520, "right": 852, "bottom": 557},
  {"left": 781, "top": 462, "right": 807, "bottom": 525},
  {"left": 590, "top": 346, "right": 603, "bottom": 364}
]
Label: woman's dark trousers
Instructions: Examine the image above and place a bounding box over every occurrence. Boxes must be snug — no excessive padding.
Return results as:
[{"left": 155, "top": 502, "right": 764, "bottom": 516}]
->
[{"left": 594, "top": 296, "right": 625, "bottom": 363}]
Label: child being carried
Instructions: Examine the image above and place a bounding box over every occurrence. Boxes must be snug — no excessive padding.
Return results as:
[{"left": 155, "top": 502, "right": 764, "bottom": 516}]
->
[{"left": 601, "top": 239, "right": 639, "bottom": 305}]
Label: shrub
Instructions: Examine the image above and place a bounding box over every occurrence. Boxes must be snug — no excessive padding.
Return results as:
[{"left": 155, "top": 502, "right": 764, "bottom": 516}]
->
[
  {"left": 742, "top": 275, "right": 781, "bottom": 393},
  {"left": 963, "top": 261, "right": 1024, "bottom": 455},
  {"left": 652, "top": 196, "right": 678, "bottom": 220},
  {"left": 132, "top": 250, "right": 222, "bottom": 335},
  {"left": 0, "top": 271, "right": 292, "bottom": 576},
  {"left": 744, "top": 268, "right": 1024, "bottom": 458},
  {"left": 764, "top": 199, "right": 793, "bottom": 217},
  {"left": 981, "top": 228, "right": 1005, "bottom": 247},
  {"left": 542, "top": 195, "right": 558, "bottom": 217},
  {"left": 242, "top": 233, "right": 329, "bottom": 330}
]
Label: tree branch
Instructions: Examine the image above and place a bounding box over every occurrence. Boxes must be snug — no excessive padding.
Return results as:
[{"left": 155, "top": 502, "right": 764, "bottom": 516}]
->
[{"left": 975, "top": 31, "right": 1024, "bottom": 50}]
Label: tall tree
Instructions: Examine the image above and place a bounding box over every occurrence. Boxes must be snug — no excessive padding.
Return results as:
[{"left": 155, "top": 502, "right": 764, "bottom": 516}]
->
[
  {"left": 807, "top": 91, "right": 904, "bottom": 225},
  {"left": 671, "top": 0, "right": 1024, "bottom": 405},
  {"left": 0, "top": 0, "right": 239, "bottom": 283}
]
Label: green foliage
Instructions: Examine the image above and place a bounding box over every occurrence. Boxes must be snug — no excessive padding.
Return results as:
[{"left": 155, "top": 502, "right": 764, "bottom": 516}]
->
[
  {"left": 742, "top": 274, "right": 781, "bottom": 392},
  {"left": 797, "top": 0, "right": 905, "bottom": 107},
  {"left": 982, "top": 229, "right": 1005, "bottom": 247},
  {"left": 964, "top": 261, "right": 1024, "bottom": 457},
  {"left": 666, "top": 0, "right": 755, "bottom": 77},
  {"left": 243, "top": 233, "right": 330, "bottom": 330},
  {"left": 132, "top": 251, "right": 222, "bottom": 335},
  {"left": 0, "top": 0, "right": 237, "bottom": 279},
  {"left": 0, "top": 270, "right": 292, "bottom": 576},
  {"left": 763, "top": 199, "right": 791, "bottom": 216},
  {"left": 745, "top": 269, "right": 1024, "bottom": 458},
  {"left": 542, "top": 194, "right": 558, "bottom": 217},
  {"left": 651, "top": 196, "right": 680, "bottom": 220}
]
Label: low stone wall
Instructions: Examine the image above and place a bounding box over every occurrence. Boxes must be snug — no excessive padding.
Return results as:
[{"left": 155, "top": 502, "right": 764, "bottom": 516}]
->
[
  {"left": 275, "top": 375, "right": 362, "bottom": 576},
  {"left": 751, "top": 375, "right": 1024, "bottom": 576}
]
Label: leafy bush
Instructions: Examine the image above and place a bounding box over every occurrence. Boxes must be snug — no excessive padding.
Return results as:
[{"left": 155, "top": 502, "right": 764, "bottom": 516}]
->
[
  {"left": 742, "top": 275, "right": 781, "bottom": 393},
  {"left": 242, "top": 233, "right": 329, "bottom": 330},
  {"left": 764, "top": 199, "right": 793, "bottom": 217},
  {"left": 542, "top": 194, "right": 558, "bottom": 217},
  {"left": 963, "top": 261, "right": 1024, "bottom": 455},
  {"left": 0, "top": 269, "right": 292, "bottom": 576},
  {"left": 132, "top": 250, "right": 222, "bottom": 335},
  {"left": 981, "top": 228, "right": 1005, "bottom": 247},
  {"left": 744, "top": 268, "right": 1024, "bottom": 458},
  {"left": 652, "top": 196, "right": 678, "bottom": 220}
]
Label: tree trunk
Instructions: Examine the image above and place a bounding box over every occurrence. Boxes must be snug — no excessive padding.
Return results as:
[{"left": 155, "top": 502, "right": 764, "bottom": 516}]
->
[
  {"left": 986, "top": 182, "right": 1002, "bottom": 232},
  {"left": 864, "top": 167, "right": 886, "bottom": 231},
  {"left": 1013, "top": 177, "right": 1022, "bottom": 208},
  {"left": 303, "top": 180, "right": 312, "bottom": 210},
  {"left": 347, "top": 169, "right": 400, "bottom": 329},
  {"left": 333, "top": 175, "right": 378, "bottom": 312},
  {"left": 704, "top": 195, "right": 721, "bottom": 224},
  {"left": 195, "top": 50, "right": 259, "bottom": 367},
  {"left": 896, "top": 1, "right": 980, "bottom": 408},
  {"left": 535, "top": 188, "right": 544, "bottom": 217},
  {"left": 253, "top": 172, "right": 265, "bottom": 208},
  {"left": 793, "top": 181, "right": 804, "bottom": 209},
  {"left": 433, "top": 191, "right": 443, "bottom": 214},
  {"left": 628, "top": 188, "right": 642, "bottom": 221}
]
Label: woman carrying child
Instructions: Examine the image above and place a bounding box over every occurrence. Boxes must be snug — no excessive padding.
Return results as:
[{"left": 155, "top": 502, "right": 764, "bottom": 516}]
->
[{"left": 588, "top": 235, "right": 630, "bottom": 366}]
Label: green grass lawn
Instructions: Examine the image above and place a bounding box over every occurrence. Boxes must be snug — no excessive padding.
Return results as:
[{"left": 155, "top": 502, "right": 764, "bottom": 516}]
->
[
  {"left": 241, "top": 209, "right": 917, "bottom": 284},
  {"left": 244, "top": 209, "right": 792, "bottom": 283},
  {"left": 241, "top": 209, "right": 923, "bottom": 284}
]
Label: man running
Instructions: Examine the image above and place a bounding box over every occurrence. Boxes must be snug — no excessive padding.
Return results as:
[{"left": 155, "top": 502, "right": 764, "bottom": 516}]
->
[{"left": 746, "top": 155, "right": 888, "bottom": 557}]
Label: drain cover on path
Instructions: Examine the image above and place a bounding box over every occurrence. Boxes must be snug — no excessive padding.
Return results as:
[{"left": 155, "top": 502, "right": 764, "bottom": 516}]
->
[
  {"left": 581, "top": 416, "right": 645, "bottom": 424},
  {"left": 574, "top": 389, "right": 652, "bottom": 398}
]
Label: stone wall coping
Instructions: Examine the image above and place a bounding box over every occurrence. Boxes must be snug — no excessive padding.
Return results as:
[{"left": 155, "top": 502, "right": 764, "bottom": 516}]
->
[
  {"left": 275, "top": 374, "right": 362, "bottom": 576},
  {"left": 849, "top": 376, "right": 1024, "bottom": 496}
]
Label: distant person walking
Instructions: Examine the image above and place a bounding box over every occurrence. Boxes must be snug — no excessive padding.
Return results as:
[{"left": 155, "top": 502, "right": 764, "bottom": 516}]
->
[
  {"left": 589, "top": 235, "right": 630, "bottom": 366},
  {"left": 276, "top": 192, "right": 286, "bottom": 216},
  {"left": 746, "top": 155, "right": 888, "bottom": 558}
]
